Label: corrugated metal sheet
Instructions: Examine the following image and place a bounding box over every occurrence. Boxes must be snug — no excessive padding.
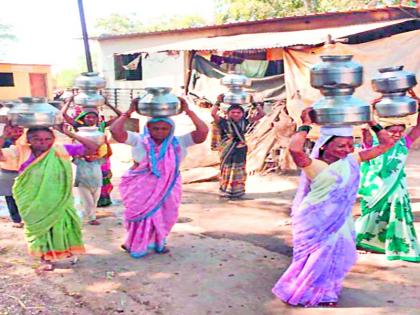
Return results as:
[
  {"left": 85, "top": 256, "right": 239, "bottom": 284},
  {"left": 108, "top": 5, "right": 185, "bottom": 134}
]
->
[
  {"left": 120, "top": 19, "right": 415, "bottom": 54},
  {"left": 98, "top": 5, "right": 418, "bottom": 40}
]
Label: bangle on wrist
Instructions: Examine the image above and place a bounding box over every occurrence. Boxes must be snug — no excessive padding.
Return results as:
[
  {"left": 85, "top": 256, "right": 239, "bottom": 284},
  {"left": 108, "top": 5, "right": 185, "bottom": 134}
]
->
[
  {"left": 371, "top": 124, "right": 383, "bottom": 133},
  {"left": 297, "top": 125, "right": 311, "bottom": 133}
]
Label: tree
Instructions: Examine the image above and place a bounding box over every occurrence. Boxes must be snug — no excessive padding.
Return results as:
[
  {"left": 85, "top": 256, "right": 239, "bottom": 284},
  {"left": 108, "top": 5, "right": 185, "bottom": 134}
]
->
[
  {"left": 152, "top": 15, "right": 207, "bottom": 31},
  {"left": 0, "top": 22, "right": 17, "bottom": 59},
  {"left": 94, "top": 14, "right": 207, "bottom": 35},
  {"left": 0, "top": 23, "right": 16, "bottom": 41},
  {"left": 214, "top": 0, "right": 404, "bottom": 23},
  {"left": 53, "top": 53, "right": 99, "bottom": 88},
  {"left": 94, "top": 13, "right": 144, "bottom": 35},
  {"left": 215, "top": 0, "right": 306, "bottom": 23}
]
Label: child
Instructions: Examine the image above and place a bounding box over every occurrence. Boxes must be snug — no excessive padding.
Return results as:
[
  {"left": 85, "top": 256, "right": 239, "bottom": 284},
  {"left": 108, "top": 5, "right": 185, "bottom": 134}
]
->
[{"left": 0, "top": 124, "right": 24, "bottom": 227}]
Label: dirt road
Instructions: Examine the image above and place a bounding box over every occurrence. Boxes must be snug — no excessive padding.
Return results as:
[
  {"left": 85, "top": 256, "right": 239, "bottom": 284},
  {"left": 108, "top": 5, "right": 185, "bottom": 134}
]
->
[{"left": 1, "top": 149, "right": 420, "bottom": 315}]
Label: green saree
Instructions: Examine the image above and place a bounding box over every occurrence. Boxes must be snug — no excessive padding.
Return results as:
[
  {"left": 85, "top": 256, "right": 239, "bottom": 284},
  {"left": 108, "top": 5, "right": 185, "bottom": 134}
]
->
[
  {"left": 356, "top": 137, "right": 420, "bottom": 262},
  {"left": 13, "top": 146, "right": 85, "bottom": 261}
]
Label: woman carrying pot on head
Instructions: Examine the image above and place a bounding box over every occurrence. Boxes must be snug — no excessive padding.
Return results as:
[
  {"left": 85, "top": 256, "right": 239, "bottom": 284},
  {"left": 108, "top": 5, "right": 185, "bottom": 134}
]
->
[
  {"left": 356, "top": 90, "right": 420, "bottom": 262},
  {"left": 0, "top": 124, "right": 24, "bottom": 228},
  {"left": 110, "top": 97, "right": 208, "bottom": 258},
  {"left": 62, "top": 99, "right": 122, "bottom": 224},
  {"left": 272, "top": 108, "right": 394, "bottom": 307},
  {"left": 0, "top": 125, "right": 99, "bottom": 272},
  {"left": 211, "top": 102, "right": 264, "bottom": 199}
]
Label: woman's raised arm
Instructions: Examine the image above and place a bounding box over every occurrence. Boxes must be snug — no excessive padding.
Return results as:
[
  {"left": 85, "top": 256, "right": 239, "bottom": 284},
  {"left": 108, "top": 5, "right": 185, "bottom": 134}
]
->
[{"left": 289, "top": 108, "right": 313, "bottom": 168}]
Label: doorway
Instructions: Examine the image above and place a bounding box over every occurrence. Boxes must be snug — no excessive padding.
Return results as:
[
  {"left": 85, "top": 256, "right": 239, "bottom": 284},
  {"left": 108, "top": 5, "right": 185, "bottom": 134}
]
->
[{"left": 29, "top": 73, "right": 48, "bottom": 97}]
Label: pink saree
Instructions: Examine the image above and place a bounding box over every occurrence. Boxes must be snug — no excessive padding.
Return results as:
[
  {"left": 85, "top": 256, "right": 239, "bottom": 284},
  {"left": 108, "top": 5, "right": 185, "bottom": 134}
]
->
[{"left": 119, "top": 119, "right": 182, "bottom": 258}]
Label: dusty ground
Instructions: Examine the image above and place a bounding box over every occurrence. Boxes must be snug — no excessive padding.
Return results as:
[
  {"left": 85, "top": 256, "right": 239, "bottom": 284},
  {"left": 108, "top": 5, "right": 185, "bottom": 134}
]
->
[{"left": 1, "top": 145, "right": 420, "bottom": 315}]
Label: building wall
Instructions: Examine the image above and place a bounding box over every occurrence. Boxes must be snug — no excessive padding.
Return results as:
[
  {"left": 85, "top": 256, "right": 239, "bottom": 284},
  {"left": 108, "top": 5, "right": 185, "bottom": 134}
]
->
[
  {"left": 97, "top": 32, "right": 204, "bottom": 91},
  {"left": 96, "top": 6, "right": 418, "bottom": 91},
  {"left": 0, "top": 63, "right": 53, "bottom": 101}
]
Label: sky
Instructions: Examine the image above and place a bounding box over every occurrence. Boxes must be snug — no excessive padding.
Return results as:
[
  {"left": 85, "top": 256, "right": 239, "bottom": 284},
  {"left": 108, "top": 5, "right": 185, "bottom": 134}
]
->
[{"left": 0, "top": 0, "right": 215, "bottom": 71}]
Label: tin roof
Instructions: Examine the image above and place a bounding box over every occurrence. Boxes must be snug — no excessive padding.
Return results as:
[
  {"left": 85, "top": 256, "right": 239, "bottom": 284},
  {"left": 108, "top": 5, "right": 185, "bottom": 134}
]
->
[
  {"left": 118, "top": 18, "right": 416, "bottom": 53},
  {"left": 96, "top": 5, "right": 419, "bottom": 41}
]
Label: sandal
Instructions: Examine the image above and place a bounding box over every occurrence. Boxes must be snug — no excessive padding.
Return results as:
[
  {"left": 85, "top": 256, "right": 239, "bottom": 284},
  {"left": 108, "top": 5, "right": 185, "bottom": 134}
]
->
[
  {"left": 88, "top": 220, "right": 101, "bottom": 226},
  {"left": 71, "top": 256, "right": 79, "bottom": 265}
]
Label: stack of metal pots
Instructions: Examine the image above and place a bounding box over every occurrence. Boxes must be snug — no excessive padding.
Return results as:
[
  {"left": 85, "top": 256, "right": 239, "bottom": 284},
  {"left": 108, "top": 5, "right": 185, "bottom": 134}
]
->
[
  {"left": 137, "top": 87, "right": 181, "bottom": 117},
  {"left": 73, "top": 72, "right": 106, "bottom": 108},
  {"left": 309, "top": 55, "right": 371, "bottom": 125},
  {"left": 371, "top": 66, "right": 418, "bottom": 117},
  {"left": 221, "top": 73, "right": 251, "bottom": 110},
  {"left": 7, "top": 97, "right": 63, "bottom": 127}
]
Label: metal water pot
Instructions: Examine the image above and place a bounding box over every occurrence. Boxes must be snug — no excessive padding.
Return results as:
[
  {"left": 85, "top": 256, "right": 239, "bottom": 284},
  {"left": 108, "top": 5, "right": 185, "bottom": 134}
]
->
[
  {"left": 8, "top": 97, "right": 63, "bottom": 127},
  {"left": 310, "top": 95, "right": 371, "bottom": 125},
  {"left": 375, "top": 92, "right": 417, "bottom": 118},
  {"left": 0, "top": 106, "right": 10, "bottom": 117},
  {"left": 74, "top": 72, "right": 106, "bottom": 89},
  {"left": 76, "top": 126, "right": 105, "bottom": 145},
  {"left": 49, "top": 101, "right": 64, "bottom": 110},
  {"left": 221, "top": 73, "right": 249, "bottom": 87},
  {"left": 223, "top": 87, "right": 251, "bottom": 105},
  {"left": 372, "top": 66, "right": 417, "bottom": 93},
  {"left": 137, "top": 87, "right": 181, "bottom": 117},
  {"left": 310, "top": 55, "right": 363, "bottom": 89},
  {"left": 221, "top": 73, "right": 251, "bottom": 107},
  {"left": 0, "top": 107, "right": 9, "bottom": 125},
  {"left": 74, "top": 89, "right": 106, "bottom": 107}
]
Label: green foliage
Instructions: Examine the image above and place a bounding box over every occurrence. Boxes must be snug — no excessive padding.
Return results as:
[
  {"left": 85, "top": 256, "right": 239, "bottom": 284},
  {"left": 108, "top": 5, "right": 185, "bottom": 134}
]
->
[
  {"left": 93, "top": 0, "right": 410, "bottom": 35},
  {"left": 53, "top": 54, "right": 99, "bottom": 89},
  {"left": 94, "top": 13, "right": 144, "bottom": 35},
  {"left": 54, "top": 68, "right": 82, "bottom": 89},
  {"left": 215, "top": 0, "right": 304, "bottom": 23},
  {"left": 214, "top": 0, "right": 403, "bottom": 23},
  {"left": 0, "top": 22, "right": 17, "bottom": 59},
  {"left": 0, "top": 23, "right": 16, "bottom": 41},
  {"left": 94, "top": 13, "right": 207, "bottom": 35}
]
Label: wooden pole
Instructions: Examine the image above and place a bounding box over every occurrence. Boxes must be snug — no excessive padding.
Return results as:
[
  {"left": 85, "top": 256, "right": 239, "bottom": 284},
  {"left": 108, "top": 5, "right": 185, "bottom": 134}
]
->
[
  {"left": 77, "top": 0, "right": 93, "bottom": 72},
  {"left": 184, "top": 50, "right": 196, "bottom": 95}
]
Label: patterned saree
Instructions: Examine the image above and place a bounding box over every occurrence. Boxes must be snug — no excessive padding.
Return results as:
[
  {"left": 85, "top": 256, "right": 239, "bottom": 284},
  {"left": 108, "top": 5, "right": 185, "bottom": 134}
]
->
[
  {"left": 356, "top": 137, "right": 420, "bottom": 262},
  {"left": 13, "top": 146, "right": 85, "bottom": 261},
  {"left": 273, "top": 155, "right": 360, "bottom": 306},
  {"left": 218, "top": 118, "right": 248, "bottom": 198}
]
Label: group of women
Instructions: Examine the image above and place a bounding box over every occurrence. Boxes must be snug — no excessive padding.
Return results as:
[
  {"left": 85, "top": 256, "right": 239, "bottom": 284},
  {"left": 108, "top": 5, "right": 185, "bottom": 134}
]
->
[
  {"left": 274, "top": 90, "right": 420, "bottom": 307},
  {"left": 1, "top": 90, "right": 419, "bottom": 307},
  {"left": 0, "top": 96, "right": 209, "bottom": 270}
]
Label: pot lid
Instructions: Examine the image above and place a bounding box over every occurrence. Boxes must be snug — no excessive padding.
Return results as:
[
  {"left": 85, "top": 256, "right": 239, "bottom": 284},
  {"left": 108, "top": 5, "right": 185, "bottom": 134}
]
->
[{"left": 311, "top": 55, "right": 363, "bottom": 74}]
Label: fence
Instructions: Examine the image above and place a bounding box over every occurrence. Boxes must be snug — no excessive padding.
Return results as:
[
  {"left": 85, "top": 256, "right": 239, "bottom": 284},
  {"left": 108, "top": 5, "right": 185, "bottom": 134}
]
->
[{"left": 102, "top": 88, "right": 146, "bottom": 111}]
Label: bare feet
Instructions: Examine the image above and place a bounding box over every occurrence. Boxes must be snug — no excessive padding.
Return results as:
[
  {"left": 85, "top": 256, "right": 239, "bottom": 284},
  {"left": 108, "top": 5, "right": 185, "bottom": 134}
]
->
[
  {"left": 12, "top": 222, "right": 24, "bottom": 228},
  {"left": 156, "top": 247, "right": 170, "bottom": 254},
  {"left": 88, "top": 219, "right": 100, "bottom": 226},
  {"left": 318, "top": 302, "right": 337, "bottom": 307},
  {"left": 36, "top": 259, "right": 55, "bottom": 274}
]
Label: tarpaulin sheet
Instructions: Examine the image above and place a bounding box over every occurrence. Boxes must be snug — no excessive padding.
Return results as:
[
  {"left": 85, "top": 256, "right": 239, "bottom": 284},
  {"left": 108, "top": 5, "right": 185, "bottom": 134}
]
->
[
  {"left": 190, "top": 55, "right": 285, "bottom": 103},
  {"left": 284, "top": 29, "right": 420, "bottom": 125}
]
